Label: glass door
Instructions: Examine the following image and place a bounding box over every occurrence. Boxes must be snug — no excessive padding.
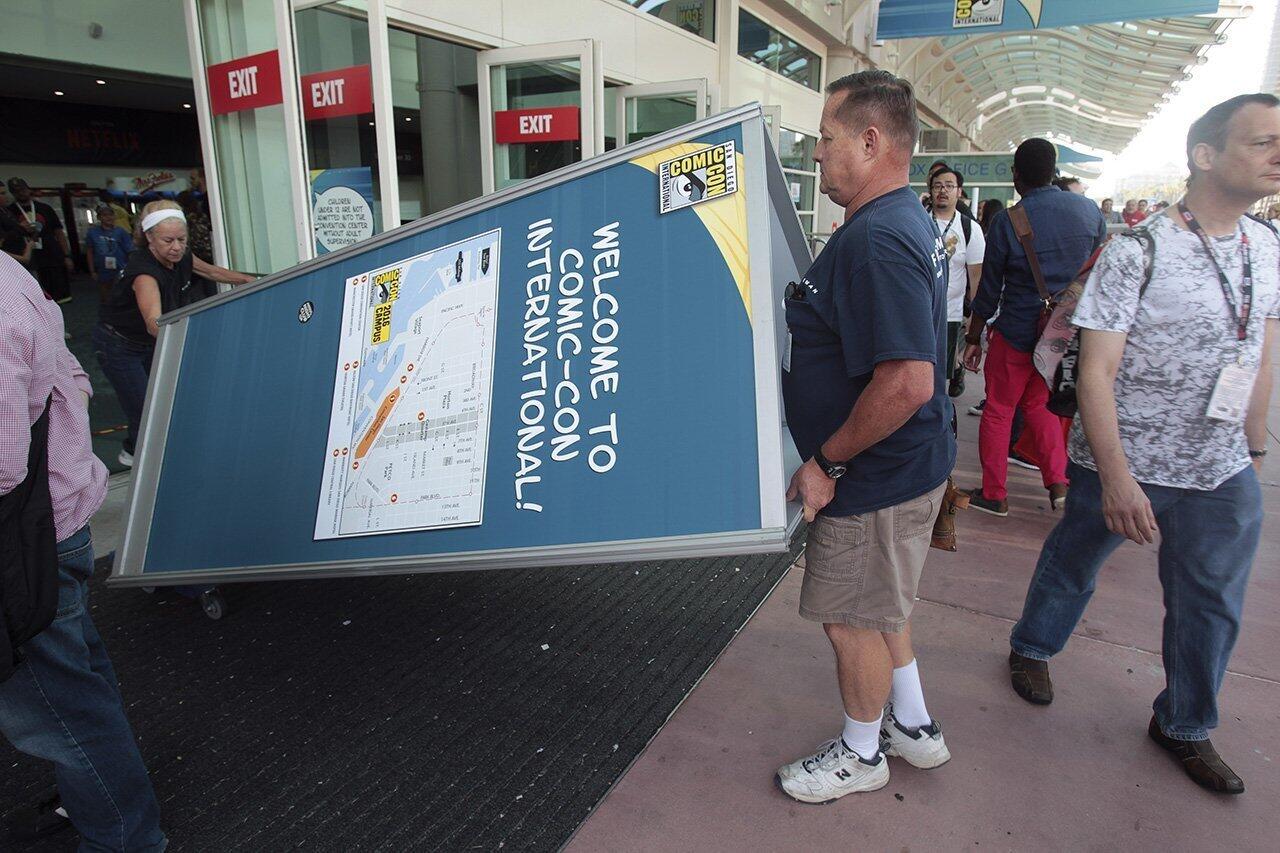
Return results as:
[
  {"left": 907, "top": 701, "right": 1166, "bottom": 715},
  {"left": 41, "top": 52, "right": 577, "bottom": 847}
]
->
[
  {"left": 477, "top": 41, "right": 603, "bottom": 194},
  {"left": 613, "top": 79, "right": 716, "bottom": 147},
  {"left": 293, "top": 0, "right": 383, "bottom": 255}
]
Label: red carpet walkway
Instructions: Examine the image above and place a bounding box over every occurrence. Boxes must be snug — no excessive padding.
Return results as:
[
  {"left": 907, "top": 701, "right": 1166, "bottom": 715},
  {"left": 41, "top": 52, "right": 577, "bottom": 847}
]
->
[{"left": 569, "top": 378, "right": 1280, "bottom": 852}]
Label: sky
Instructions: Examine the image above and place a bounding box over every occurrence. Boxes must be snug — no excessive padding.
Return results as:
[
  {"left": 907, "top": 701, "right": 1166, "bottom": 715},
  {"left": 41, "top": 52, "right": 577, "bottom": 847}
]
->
[{"left": 1088, "top": 0, "right": 1278, "bottom": 199}]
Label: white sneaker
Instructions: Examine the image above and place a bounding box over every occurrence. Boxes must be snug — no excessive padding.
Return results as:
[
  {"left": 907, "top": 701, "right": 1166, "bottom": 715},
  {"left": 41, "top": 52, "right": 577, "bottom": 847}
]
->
[
  {"left": 118, "top": 449, "right": 134, "bottom": 468},
  {"left": 775, "top": 738, "right": 890, "bottom": 804},
  {"left": 880, "top": 708, "right": 951, "bottom": 769}
]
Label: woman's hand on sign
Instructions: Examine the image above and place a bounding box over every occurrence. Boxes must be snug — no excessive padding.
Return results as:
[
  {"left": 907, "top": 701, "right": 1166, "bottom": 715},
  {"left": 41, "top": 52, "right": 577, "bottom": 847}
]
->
[{"left": 786, "top": 459, "right": 835, "bottom": 523}]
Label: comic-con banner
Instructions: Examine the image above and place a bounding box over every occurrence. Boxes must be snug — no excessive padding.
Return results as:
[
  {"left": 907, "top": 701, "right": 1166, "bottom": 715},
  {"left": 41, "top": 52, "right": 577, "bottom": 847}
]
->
[{"left": 876, "top": 0, "right": 1217, "bottom": 39}]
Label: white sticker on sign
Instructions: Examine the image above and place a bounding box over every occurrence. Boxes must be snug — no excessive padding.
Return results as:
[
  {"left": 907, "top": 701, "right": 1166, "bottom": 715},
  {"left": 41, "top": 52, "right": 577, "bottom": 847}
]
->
[{"left": 312, "top": 186, "right": 375, "bottom": 253}]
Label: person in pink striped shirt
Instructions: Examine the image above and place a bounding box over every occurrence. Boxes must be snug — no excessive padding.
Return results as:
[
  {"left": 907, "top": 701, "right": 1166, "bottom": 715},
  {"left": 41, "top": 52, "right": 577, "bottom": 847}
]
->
[{"left": 0, "top": 252, "right": 166, "bottom": 850}]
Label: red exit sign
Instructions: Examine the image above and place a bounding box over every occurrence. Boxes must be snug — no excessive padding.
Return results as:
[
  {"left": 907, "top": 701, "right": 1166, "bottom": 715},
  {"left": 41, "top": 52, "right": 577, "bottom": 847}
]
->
[
  {"left": 207, "top": 50, "right": 284, "bottom": 116},
  {"left": 302, "top": 65, "right": 373, "bottom": 120},
  {"left": 494, "top": 106, "right": 580, "bottom": 144}
]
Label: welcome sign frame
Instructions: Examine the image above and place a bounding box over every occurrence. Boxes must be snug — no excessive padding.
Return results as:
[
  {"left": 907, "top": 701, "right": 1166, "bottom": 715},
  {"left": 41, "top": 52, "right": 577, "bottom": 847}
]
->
[{"left": 111, "top": 104, "right": 808, "bottom": 588}]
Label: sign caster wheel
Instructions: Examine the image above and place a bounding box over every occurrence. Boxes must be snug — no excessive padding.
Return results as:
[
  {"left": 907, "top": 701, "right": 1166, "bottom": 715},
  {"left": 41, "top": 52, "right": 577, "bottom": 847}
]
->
[{"left": 199, "top": 590, "right": 227, "bottom": 621}]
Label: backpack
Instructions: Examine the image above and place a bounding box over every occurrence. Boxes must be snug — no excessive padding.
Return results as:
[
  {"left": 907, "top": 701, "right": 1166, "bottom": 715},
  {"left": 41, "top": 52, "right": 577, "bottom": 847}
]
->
[
  {"left": 0, "top": 397, "right": 59, "bottom": 684},
  {"left": 1036, "top": 225, "right": 1156, "bottom": 418},
  {"left": 1040, "top": 213, "right": 1280, "bottom": 418}
]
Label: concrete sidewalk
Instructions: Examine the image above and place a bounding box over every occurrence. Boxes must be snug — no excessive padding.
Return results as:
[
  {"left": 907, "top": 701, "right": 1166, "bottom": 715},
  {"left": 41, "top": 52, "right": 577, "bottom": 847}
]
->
[{"left": 567, "top": 385, "right": 1280, "bottom": 851}]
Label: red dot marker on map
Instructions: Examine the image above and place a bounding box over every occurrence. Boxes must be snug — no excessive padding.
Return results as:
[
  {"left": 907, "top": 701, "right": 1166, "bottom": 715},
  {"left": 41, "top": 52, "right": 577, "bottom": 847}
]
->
[
  {"left": 333, "top": 449, "right": 339, "bottom": 457},
  {"left": 400, "top": 376, "right": 407, "bottom": 384},
  {"left": 341, "top": 448, "right": 348, "bottom": 455},
  {"left": 344, "top": 363, "right": 350, "bottom": 371},
  {"left": 390, "top": 494, "right": 398, "bottom": 503},
  {"left": 418, "top": 412, "right": 425, "bottom": 421},
  {"left": 407, "top": 363, "right": 414, "bottom": 372},
  {"left": 353, "top": 462, "right": 359, "bottom": 470}
]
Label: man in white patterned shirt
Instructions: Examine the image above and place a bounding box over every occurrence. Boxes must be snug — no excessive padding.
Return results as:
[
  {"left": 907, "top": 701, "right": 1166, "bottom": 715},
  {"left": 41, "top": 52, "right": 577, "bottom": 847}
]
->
[
  {"left": 0, "top": 252, "right": 166, "bottom": 849},
  {"left": 1008, "top": 94, "right": 1280, "bottom": 796}
]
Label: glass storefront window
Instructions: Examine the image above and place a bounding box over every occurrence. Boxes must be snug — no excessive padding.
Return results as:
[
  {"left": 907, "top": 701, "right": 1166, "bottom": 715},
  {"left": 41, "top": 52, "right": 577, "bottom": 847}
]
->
[
  {"left": 490, "top": 60, "right": 583, "bottom": 190},
  {"left": 198, "top": 0, "right": 299, "bottom": 274},
  {"left": 623, "top": 94, "right": 697, "bottom": 145},
  {"left": 779, "top": 128, "right": 817, "bottom": 234},
  {"left": 616, "top": 1, "right": 715, "bottom": 41},
  {"left": 293, "top": 1, "right": 382, "bottom": 254},
  {"left": 737, "top": 11, "right": 822, "bottom": 92},
  {"left": 387, "top": 28, "right": 482, "bottom": 223}
]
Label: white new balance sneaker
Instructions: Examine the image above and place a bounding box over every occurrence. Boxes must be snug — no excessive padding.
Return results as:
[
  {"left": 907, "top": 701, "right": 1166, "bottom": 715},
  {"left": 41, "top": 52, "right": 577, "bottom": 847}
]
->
[
  {"left": 118, "top": 449, "right": 134, "bottom": 468},
  {"left": 880, "top": 708, "right": 951, "bottom": 769},
  {"left": 775, "top": 738, "right": 890, "bottom": 804}
]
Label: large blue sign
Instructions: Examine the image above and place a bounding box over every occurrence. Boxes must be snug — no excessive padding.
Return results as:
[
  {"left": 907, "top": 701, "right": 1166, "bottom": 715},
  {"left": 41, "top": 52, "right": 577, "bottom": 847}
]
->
[
  {"left": 113, "top": 107, "right": 805, "bottom": 586},
  {"left": 878, "top": 0, "right": 1218, "bottom": 39}
]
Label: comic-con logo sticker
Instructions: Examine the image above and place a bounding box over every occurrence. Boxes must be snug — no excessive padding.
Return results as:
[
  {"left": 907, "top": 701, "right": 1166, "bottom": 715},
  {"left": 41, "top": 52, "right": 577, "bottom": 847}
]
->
[
  {"left": 954, "top": 0, "right": 1004, "bottom": 29},
  {"left": 658, "top": 141, "right": 738, "bottom": 215}
]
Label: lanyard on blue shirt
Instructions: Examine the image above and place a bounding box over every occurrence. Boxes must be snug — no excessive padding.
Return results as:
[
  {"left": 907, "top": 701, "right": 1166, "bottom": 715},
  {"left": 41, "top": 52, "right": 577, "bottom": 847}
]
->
[{"left": 1176, "top": 200, "right": 1252, "bottom": 342}]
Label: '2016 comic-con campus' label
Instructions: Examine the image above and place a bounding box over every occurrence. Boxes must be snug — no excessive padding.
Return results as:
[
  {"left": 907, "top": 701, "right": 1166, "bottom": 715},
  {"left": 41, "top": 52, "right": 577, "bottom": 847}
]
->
[{"left": 315, "top": 229, "right": 500, "bottom": 539}]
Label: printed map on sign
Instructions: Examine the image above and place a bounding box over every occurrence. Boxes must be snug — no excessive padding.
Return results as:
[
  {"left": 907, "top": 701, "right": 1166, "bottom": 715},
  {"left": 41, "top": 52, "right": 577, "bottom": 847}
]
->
[{"left": 315, "top": 229, "right": 501, "bottom": 539}]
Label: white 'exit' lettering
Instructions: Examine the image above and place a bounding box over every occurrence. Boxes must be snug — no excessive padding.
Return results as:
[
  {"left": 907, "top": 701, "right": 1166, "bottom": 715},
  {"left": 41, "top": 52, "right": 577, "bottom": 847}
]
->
[
  {"left": 228, "top": 66, "right": 259, "bottom": 99},
  {"left": 518, "top": 114, "right": 552, "bottom": 135},
  {"left": 310, "top": 78, "right": 347, "bottom": 108}
]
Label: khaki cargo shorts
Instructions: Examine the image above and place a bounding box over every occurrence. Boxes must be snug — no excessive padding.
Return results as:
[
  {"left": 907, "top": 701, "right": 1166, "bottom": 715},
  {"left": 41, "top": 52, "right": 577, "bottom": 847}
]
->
[{"left": 798, "top": 482, "right": 946, "bottom": 633}]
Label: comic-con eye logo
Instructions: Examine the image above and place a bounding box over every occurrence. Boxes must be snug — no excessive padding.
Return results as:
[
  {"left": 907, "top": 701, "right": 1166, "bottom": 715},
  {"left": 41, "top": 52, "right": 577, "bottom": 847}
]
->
[
  {"left": 298, "top": 301, "right": 314, "bottom": 324},
  {"left": 954, "top": 0, "right": 1004, "bottom": 28},
  {"left": 657, "top": 140, "right": 739, "bottom": 214}
]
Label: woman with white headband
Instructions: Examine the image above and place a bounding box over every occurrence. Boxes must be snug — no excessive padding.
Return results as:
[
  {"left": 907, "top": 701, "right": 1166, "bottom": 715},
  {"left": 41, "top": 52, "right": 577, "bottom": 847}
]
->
[{"left": 92, "top": 200, "right": 252, "bottom": 468}]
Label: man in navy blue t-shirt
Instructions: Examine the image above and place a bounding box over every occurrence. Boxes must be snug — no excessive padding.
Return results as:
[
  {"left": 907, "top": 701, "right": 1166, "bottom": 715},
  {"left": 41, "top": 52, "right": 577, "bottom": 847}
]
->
[{"left": 775, "top": 71, "right": 957, "bottom": 805}]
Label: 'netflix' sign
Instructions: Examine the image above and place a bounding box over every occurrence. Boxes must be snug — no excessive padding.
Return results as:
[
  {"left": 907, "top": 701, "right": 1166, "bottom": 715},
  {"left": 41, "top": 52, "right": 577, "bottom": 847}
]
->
[
  {"left": 207, "top": 51, "right": 284, "bottom": 116},
  {"left": 301, "top": 65, "right": 373, "bottom": 120},
  {"left": 494, "top": 107, "right": 580, "bottom": 144}
]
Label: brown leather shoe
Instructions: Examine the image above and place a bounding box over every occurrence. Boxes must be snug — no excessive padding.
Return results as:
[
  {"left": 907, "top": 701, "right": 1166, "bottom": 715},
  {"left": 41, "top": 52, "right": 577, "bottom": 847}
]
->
[
  {"left": 1008, "top": 650, "right": 1053, "bottom": 705},
  {"left": 1148, "top": 717, "right": 1244, "bottom": 794},
  {"left": 1048, "top": 482, "right": 1068, "bottom": 511},
  {"left": 930, "top": 478, "right": 969, "bottom": 552}
]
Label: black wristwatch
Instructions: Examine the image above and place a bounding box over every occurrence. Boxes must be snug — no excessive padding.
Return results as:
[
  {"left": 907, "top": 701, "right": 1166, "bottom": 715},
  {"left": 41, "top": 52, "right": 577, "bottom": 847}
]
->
[
  {"left": 813, "top": 447, "right": 848, "bottom": 480},
  {"left": 1249, "top": 448, "right": 1268, "bottom": 459}
]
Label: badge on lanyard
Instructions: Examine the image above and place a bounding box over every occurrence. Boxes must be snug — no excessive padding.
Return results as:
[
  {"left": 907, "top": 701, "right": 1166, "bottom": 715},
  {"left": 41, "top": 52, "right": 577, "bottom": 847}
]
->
[
  {"left": 1176, "top": 202, "right": 1258, "bottom": 423},
  {"left": 104, "top": 255, "right": 118, "bottom": 270},
  {"left": 1207, "top": 363, "right": 1257, "bottom": 423}
]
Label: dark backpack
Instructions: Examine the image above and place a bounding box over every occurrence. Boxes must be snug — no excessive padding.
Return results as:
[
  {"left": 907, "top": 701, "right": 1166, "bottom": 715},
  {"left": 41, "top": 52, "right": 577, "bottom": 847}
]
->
[
  {"left": 1048, "top": 214, "right": 1280, "bottom": 417},
  {"left": 1046, "top": 225, "right": 1156, "bottom": 418},
  {"left": 0, "top": 397, "right": 59, "bottom": 684}
]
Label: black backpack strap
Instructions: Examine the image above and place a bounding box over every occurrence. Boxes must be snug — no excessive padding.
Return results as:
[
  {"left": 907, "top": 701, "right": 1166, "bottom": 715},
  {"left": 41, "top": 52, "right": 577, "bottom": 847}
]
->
[
  {"left": 1119, "top": 224, "right": 1156, "bottom": 298},
  {"left": 961, "top": 213, "right": 972, "bottom": 244}
]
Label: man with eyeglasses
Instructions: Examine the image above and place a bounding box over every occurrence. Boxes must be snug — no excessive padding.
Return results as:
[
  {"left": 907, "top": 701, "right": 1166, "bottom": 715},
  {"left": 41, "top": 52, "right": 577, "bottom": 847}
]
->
[{"left": 928, "top": 167, "right": 983, "bottom": 399}]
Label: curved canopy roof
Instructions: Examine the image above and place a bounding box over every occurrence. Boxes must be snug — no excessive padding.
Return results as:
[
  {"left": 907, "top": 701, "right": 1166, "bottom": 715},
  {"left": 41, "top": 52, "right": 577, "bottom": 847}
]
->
[{"left": 897, "top": 4, "right": 1250, "bottom": 154}]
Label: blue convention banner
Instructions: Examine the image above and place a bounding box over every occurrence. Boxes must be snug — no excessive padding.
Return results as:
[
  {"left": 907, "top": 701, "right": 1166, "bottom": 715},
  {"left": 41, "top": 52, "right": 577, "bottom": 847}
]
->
[
  {"left": 310, "top": 166, "right": 377, "bottom": 256},
  {"left": 141, "top": 124, "right": 765, "bottom": 575},
  {"left": 877, "top": 1, "right": 1219, "bottom": 39}
]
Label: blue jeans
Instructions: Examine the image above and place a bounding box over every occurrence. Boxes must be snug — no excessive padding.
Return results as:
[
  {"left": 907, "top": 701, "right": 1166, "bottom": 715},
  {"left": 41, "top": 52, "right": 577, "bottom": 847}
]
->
[
  {"left": 1011, "top": 463, "right": 1263, "bottom": 741},
  {"left": 0, "top": 526, "right": 166, "bottom": 852},
  {"left": 92, "top": 324, "right": 154, "bottom": 455}
]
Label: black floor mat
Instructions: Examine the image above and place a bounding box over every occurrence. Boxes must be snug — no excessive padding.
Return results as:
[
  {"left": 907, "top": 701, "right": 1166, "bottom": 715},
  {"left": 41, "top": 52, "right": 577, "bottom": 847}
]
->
[{"left": 1, "top": 541, "right": 799, "bottom": 851}]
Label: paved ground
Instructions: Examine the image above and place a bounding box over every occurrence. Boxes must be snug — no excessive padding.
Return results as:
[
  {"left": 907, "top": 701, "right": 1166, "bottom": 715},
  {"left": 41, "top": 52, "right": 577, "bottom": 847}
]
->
[{"left": 568, "top": 379, "right": 1280, "bottom": 852}]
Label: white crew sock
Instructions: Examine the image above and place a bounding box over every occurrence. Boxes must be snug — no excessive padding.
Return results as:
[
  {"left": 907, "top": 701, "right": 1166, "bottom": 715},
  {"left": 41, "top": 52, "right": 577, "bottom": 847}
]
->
[
  {"left": 841, "top": 712, "right": 883, "bottom": 761},
  {"left": 890, "top": 658, "right": 932, "bottom": 729}
]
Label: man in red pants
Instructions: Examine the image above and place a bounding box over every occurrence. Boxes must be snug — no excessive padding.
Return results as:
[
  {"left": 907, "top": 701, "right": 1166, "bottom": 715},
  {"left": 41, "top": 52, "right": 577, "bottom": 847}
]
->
[{"left": 962, "top": 139, "right": 1106, "bottom": 515}]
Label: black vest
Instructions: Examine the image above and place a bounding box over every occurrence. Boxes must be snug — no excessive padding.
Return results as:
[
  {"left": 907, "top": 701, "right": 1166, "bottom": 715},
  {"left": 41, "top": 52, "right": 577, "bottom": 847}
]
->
[{"left": 0, "top": 397, "right": 59, "bottom": 683}]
